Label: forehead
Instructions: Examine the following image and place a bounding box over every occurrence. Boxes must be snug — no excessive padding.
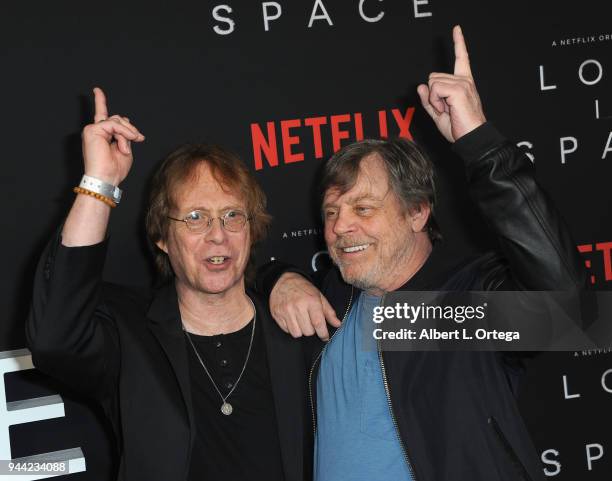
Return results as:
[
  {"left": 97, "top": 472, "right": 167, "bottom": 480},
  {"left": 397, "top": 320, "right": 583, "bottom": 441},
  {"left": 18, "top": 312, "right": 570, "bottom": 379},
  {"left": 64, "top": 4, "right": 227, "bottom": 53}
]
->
[
  {"left": 324, "top": 153, "right": 390, "bottom": 204},
  {"left": 172, "top": 163, "right": 245, "bottom": 211}
]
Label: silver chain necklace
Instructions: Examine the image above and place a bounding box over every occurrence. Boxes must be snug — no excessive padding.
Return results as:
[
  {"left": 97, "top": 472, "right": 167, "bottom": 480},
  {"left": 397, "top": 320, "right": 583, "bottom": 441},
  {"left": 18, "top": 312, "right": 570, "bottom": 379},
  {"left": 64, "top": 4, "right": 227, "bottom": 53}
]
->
[{"left": 183, "top": 299, "right": 256, "bottom": 416}]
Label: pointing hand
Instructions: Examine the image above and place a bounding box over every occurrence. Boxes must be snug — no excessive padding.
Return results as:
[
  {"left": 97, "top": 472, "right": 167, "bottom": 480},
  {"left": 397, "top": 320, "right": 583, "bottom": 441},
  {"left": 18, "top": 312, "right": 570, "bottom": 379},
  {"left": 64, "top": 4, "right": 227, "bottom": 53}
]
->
[{"left": 417, "top": 26, "right": 486, "bottom": 143}]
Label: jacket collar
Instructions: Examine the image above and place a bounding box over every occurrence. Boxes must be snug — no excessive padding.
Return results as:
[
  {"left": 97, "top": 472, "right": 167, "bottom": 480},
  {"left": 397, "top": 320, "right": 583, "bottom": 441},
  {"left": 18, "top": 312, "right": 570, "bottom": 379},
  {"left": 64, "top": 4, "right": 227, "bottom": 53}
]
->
[
  {"left": 146, "top": 282, "right": 184, "bottom": 333},
  {"left": 146, "top": 282, "right": 196, "bottom": 460},
  {"left": 250, "top": 291, "right": 307, "bottom": 481},
  {"left": 146, "top": 284, "right": 305, "bottom": 481},
  {"left": 398, "top": 241, "right": 470, "bottom": 290}
]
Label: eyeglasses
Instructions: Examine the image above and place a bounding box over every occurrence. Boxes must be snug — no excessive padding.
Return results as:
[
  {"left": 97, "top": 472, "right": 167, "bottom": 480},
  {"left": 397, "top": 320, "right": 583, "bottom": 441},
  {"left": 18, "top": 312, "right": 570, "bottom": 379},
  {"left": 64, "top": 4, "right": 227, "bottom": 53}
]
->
[{"left": 167, "top": 209, "right": 250, "bottom": 234}]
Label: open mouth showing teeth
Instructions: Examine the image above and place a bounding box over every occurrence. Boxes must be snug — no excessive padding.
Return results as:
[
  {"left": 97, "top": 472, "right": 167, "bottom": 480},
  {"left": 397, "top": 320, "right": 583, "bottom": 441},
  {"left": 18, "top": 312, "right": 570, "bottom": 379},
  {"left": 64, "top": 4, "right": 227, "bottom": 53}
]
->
[
  {"left": 207, "top": 256, "right": 228, "bottom": 265},
  {"left": 341, "top": 244, "right": 370, "bottom": 253}
]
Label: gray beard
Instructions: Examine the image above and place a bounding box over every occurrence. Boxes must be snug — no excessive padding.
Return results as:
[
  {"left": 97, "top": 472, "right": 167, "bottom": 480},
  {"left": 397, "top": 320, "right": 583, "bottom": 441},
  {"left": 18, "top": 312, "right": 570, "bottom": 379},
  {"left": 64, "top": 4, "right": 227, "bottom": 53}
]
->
[{"left": 335, "top": 261, "right": 381, "bottom": 293}]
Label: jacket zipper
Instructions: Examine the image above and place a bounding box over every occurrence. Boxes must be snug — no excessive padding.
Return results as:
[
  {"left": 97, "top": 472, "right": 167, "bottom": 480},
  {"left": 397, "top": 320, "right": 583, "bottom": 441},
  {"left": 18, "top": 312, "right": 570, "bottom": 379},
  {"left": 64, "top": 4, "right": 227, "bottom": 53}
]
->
[
  {"left": 377, "top": 293, "right": 419, "bottom": 481},
  {"left": 308, "top": 286, "right": 354, "bottom": 434}
]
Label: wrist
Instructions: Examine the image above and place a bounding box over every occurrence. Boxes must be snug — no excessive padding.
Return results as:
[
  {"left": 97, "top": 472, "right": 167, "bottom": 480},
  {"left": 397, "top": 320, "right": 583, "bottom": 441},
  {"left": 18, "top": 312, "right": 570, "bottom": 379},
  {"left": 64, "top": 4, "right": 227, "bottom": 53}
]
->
[
  {"left": 79, "top": 175, "right": 123, "bottom": 205},
  {"left": 83, "top": 170, "right": 121, "bottom": 187},
  {"left": 454, "top": 116, "right": 487, "bottom": 143},
  {"left": 452, "top": 122, "right": 506, "bottom": 161},
  {"left": 276, "top": 272, "right": 306, "bottom": 287}
]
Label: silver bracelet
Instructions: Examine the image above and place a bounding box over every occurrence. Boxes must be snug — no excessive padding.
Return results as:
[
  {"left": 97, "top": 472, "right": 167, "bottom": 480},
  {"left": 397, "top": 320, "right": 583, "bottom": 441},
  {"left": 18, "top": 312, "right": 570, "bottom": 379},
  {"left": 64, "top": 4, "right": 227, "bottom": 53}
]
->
[{"left": 79, "top": 175, "right": 122, "bottom": 205}]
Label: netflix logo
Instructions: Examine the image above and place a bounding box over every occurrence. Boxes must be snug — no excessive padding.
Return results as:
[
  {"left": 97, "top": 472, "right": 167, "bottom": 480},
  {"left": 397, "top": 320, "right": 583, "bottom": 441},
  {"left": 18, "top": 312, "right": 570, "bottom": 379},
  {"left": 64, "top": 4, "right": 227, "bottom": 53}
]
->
[{"left": 250, "top": 107, "right": 415, "bottom": 170}]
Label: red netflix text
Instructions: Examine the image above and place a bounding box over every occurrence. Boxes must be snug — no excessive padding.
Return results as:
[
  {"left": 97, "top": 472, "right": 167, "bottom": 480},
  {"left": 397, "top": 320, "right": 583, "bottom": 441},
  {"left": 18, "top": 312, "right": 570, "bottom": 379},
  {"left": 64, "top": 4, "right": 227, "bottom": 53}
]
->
[
  {"left": 577, "top": 241, "right": 612, "bottom": 285},
  {"left": 250, "top": 107, "right": 415, "bottom": 170}
]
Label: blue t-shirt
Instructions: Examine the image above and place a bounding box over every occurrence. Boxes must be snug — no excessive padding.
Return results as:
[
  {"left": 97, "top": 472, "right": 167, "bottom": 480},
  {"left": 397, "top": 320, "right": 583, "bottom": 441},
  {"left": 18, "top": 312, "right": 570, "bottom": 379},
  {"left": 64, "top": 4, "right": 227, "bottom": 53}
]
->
[{"left": 314, "top": 293, "right": 413, "bottom": 481}]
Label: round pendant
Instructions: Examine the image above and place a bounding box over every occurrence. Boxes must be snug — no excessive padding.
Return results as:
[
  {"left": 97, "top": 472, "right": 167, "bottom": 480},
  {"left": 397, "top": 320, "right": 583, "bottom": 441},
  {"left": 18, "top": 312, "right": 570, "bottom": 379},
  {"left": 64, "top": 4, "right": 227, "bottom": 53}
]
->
[{"left": 221, "top": 402, "right": 233, "bottom": 416}]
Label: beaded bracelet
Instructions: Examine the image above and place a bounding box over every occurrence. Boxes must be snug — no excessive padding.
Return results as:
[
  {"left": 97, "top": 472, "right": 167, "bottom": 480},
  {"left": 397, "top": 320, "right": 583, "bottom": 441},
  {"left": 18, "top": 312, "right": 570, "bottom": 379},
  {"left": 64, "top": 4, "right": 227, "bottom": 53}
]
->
[{"left": 73, "top": 186, "right": 117, "bottom": 208}]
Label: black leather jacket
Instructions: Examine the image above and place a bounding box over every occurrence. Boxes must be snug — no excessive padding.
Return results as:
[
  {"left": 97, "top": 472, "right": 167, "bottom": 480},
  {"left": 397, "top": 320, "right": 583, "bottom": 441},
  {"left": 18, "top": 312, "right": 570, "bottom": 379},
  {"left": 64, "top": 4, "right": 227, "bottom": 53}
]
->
[{"left": 259, "top": 123, "right": 586, "bottom": 481}]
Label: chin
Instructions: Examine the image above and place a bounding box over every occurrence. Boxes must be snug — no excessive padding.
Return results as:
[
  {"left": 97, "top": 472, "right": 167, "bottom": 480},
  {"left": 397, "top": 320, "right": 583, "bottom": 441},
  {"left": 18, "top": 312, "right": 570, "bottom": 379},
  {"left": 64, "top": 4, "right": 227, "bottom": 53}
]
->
[
  {"left": 339, "top": 266, "right": 363, "bottom": 285},
  {"left": 339, "top": 265, "right": 379, "bottom": 291},
  {"left": 195, "top": 274, "right": 242, "bottom": 295},
  {"left": 199, "top": 284, "right": 236, "bottom": 296}
]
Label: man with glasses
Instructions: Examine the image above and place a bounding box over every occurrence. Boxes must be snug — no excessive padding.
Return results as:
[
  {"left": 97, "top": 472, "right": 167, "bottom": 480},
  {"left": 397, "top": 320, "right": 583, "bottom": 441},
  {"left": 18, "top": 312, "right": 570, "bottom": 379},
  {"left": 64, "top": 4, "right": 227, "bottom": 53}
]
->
[
  {"left": 27, "top": 88, "right": 311, "bottom": 481},
  {"left": 260, "top": 26, "right": 585, "bottom": 480}
]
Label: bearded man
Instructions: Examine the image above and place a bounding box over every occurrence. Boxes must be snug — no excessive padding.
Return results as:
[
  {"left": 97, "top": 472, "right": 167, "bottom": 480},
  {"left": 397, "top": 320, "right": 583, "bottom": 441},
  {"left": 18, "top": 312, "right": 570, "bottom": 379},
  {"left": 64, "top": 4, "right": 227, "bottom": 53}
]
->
[{"left": 260, "top": 26, "right": 585, "bottom": 481}]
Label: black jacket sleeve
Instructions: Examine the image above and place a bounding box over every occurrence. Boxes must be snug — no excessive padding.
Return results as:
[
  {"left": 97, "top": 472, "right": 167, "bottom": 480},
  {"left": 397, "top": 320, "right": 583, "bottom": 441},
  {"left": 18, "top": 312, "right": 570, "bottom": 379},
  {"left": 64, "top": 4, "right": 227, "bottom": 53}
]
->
[
  {"left": 453, "top": 122, "right": 586, "bottom": 291},
  {"left": 26, "top": 231, "right": 120, "bottom": 401}
]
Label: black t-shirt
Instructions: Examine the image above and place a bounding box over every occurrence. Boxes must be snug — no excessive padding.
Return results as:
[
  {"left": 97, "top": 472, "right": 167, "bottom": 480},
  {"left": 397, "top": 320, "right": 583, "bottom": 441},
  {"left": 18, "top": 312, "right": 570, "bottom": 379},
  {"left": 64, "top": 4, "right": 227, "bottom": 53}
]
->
[{"left": 185, "top": 318, "right": 286, "bottom": 481}]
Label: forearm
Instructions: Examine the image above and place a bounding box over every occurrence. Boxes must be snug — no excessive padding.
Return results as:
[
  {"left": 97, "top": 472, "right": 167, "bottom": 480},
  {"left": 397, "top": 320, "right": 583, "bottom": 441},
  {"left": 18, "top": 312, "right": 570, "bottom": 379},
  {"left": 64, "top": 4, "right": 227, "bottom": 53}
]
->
[{"left": 61, "top": 192, "right": 112, "bottom": 246}]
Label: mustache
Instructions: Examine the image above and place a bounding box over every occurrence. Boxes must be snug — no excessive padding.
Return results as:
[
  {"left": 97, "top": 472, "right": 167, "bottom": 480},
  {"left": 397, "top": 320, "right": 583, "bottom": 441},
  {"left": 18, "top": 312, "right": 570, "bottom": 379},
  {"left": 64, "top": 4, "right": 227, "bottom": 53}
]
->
[{"left": 333, "top": 237, "right": 375, "bottom": 249}]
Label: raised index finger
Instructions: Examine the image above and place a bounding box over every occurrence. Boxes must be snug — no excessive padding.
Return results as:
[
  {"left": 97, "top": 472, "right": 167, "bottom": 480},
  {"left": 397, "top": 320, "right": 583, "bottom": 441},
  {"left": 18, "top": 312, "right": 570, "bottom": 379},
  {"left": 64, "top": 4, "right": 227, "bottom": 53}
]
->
[
  {"left": 453, "top": 25, "right": 472, "bottom": 78},
  {"left": 93, "top": 87, "right": 108, "bottom": 122}
]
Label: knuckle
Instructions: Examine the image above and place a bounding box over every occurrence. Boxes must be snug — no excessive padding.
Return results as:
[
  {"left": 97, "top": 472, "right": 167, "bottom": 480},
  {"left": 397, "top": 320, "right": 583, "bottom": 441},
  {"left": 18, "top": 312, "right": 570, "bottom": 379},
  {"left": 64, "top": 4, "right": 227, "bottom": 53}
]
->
[
  {"left": 82, "top": 124, "right": 95, "bottom": 137},
  {"left": 312, "top": 317, "right": 324, "bottom": 328},
  {"left": 299, "top": 317, "right": 313, "bottom": 329}
]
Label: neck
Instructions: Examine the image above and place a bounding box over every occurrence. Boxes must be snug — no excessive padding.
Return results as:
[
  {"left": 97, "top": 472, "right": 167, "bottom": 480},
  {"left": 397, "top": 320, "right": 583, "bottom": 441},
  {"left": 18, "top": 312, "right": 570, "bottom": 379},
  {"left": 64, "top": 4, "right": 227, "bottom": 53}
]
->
[
  {"left": 176, "top": 282, "right": 254, "bottom": 336},
  {"left": 365, "top": 233, "right": 433, "bottom": 296}
]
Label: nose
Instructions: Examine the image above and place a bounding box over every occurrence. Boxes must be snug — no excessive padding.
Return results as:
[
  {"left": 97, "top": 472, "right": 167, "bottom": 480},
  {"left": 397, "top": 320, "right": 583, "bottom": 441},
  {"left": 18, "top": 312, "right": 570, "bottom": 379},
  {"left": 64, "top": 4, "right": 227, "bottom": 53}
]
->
[
  {"left": 330, "top": 207, "right": 356, "bottom": 236},
  {"left": 204, "top": 217, "right": 227, "bottom": 244}
]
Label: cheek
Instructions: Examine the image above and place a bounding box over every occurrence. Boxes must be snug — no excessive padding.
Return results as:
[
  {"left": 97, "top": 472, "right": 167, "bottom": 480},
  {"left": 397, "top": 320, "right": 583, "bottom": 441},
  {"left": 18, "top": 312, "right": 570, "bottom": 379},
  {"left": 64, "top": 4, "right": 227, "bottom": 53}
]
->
[
  {"left": 232, "top": 234, "right": 251, "bottom": 263},
  {"left": 324, "top": 222, "right": 336, "bottom": 244},
  {"left": 168, "top": 232, "right": 199, "bottom": 263},
  {"left": 356, "top": 221, "right": 378, "bottom": 244},
  {"left": 385, "top": 226, "right": 412, "bottom": 253}
]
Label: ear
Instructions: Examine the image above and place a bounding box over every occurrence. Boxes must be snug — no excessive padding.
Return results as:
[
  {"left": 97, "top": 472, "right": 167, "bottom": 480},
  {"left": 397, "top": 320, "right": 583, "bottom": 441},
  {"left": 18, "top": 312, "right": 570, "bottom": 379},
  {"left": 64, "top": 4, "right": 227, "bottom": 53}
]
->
[
  {"left": 156, "top": 239, "right": 168, "bottom": 254},
  {"left": 408, "top": 204, "right": 431, "bottom": 233}
]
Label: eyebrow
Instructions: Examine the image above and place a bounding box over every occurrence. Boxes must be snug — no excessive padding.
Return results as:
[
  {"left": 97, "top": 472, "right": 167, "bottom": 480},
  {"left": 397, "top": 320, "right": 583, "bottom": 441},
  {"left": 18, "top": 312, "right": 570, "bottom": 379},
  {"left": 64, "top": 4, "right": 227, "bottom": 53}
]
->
[
  {"left": 323, "top": 193, "right": 384, "bottom": 210},
  {"left": 184, "top": 205, "right": 245, "bottom": 213}
]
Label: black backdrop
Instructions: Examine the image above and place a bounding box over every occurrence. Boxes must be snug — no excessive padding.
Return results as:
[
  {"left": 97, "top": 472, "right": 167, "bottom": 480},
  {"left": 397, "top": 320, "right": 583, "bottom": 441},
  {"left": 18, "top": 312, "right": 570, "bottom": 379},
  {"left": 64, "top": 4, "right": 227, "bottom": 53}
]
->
[{"left": 1, "top": 0, "right": 611, "bottom": 479}]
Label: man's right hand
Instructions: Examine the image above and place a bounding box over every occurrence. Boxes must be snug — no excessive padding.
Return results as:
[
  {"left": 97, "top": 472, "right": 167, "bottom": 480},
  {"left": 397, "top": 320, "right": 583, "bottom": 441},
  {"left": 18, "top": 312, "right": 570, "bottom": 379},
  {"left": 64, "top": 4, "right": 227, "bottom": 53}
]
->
[
  {"left": 82, "top": 87, "right": 145, "bottom": 186},
  {"left": 61, "top": 88, "right": 145, "bottom": 247},
  {"left": 416, "top": 25, "right": 486, "bottom": 143},
  {"left": 270, "top": 273, "right": 341, "bottom": 341}
]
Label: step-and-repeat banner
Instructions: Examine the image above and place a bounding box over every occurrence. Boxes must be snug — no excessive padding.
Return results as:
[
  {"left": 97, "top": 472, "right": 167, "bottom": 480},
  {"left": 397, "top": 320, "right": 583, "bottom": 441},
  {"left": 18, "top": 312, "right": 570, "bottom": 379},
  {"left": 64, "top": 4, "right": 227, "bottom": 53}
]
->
[{"left": 0, "top": 0, "right": 610, "bottom": 479}]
